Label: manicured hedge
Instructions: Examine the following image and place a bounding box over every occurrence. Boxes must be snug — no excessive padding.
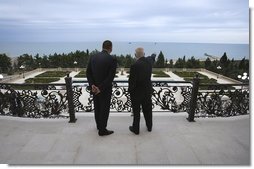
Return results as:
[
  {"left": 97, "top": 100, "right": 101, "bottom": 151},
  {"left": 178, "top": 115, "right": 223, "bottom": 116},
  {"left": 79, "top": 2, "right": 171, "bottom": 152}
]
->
[
  {"left": 183, "top": 77, "right": 217, "bottom": 84},
  {"left": 74, "top": 71, "right": 118, "bottom": 78},
  {"left": 36, "top": 71, "right": 70, "bottom": 78},
  {"left": 25, "top": 77, "right": 60, "bottom": 84},
  {"left": 173, "top": 71, "right": 207, "bottom": 79},
  {"left": 153, "top": 71, "right": 170, "bottom": 77},
  {"left": 173, "top": 71, "right": 221, "bottom": 89},
  {"left": 125, "top": 70, "right": 170, "bottom": 77},
  {"left": 74, "top": 71, "right": 86, "bottom": 78}
]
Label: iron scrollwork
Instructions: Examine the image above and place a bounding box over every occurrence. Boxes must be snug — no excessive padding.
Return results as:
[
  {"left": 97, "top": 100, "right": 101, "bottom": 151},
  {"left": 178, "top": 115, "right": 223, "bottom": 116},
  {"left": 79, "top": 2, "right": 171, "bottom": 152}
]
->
[
  {"left": 152, "top": 86, "right": 178, "bottom": 112},
  {"left": 151, "top": 84, "right": 192, "bottom": 112},
  {"left": 1, "top": 81, "right": 249, "bottom": 118},
  {"left": 39, "top": 89, "right": 68, "bottom": 118},
  {"left": 111, "top": 86, "right": 132, "bottom": 112},
  {"left": 77, "top": 82, "right": 192, "bottom": 113},
  {"left": 72, "top": 86, "right": 84, "bottom": 112},
  {"left": 196, "top": 86, "right": 249, "bottom": 117},
  {"left": 0, "top": 84, "right": 68, "bottom": 118}
]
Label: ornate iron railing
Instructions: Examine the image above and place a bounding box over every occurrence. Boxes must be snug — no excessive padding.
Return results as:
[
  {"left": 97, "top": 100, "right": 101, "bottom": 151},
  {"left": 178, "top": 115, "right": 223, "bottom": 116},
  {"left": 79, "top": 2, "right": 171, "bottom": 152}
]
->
[
  {"left": 187, "top": 76, "right": 249, "bottom": 122},
  {"left": 71, "top": 80, "right": 192, "bottom": 113},
  {"left": 0, "top": 77, "right": 249, "bottom": 121},
  {"left": 196, "top": 84, "right": 249, "bottom": 117},
  {"left": 0, "top": 83, "right": 68, "bottom": 118}
]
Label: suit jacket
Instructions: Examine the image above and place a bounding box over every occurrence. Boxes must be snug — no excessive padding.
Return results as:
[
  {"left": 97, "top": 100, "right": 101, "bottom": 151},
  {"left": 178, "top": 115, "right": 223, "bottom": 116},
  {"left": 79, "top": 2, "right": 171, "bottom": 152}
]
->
[
  {"left": 146, "top": 54, "right": 156, "bottom": 65},
  {"left": 86, "top": 50, "right": 117, "bottom": 93},
  {"left": 128, "top": 57, "right": 153, "bottom": 96}
]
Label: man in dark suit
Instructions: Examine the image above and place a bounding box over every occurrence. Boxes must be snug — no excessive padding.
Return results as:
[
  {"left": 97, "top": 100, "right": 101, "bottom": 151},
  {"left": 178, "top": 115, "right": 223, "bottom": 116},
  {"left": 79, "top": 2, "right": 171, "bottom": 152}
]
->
[
  {"left": 86, "top": 40, "right": 117, "bottom": 136},
  {"left": 128, "top": 48, "right": 155, "bottom": 135}
]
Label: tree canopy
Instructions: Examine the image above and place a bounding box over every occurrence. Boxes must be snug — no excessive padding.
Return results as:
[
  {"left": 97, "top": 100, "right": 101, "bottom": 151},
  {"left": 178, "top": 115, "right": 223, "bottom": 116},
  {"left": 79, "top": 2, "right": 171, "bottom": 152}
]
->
[
  {"left": 155, "top": 51, "right": 165, "bottom": 68},
  {"left": 0, "top": 53, "right": 12, "bottom": 74},
  {"left": 0, "top": 50, "right": 249, "bottom": 82}
]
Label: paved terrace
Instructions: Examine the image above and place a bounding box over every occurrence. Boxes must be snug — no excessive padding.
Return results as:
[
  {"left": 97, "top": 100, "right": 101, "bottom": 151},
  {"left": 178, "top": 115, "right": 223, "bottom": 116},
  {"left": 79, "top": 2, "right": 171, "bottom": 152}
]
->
[{"left": 0, "top": 113, "right": 250, "bottom": 165}]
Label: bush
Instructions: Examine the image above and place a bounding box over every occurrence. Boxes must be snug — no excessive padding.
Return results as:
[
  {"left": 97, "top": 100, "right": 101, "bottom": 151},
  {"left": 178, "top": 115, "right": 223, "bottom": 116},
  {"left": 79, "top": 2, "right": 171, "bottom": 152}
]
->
[
  {"left": 153, "top": 71, "right": 170, "bottom": 77},
  {"left": 75, "top": 70, "right": 118, "bottom": 78},
  {"left": 173, "top": 71, "right": 207, "bottom": 79},
  {"left": 25, "top": 77, "right": 60, "bottom": 84},
  {"left": 173, "top": 71, "right": 194, "bottom": 77},
  {"left": 36, "top": 71, "right": 70, "bottom": 78},
  {"left": 183, "top": 77, "right": 217, "bottom": 83}
]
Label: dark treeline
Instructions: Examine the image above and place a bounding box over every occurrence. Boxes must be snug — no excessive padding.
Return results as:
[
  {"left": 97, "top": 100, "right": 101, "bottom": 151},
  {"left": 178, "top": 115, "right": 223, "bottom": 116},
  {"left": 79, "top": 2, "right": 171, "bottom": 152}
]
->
[
  {"left": 0, "top": 50, "right": 134, "bottom": 74},
  {"left": 15, "top": 50, "right": 136, "bottom": 70},
  {"left": 171, "top": 52, "right": 249, "bottom": 81},
  {"left": 0, "top": 50, "right": 249, "bottom": 81},
  {"left": 204, "top": 52, "right": 249, "bottom": 81}
]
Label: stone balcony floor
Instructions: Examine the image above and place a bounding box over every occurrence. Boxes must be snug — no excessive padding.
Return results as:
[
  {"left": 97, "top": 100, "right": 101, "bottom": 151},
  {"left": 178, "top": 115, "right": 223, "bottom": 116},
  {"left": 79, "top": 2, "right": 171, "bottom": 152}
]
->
[{"left": 0, "top": 112, "right": 250, "bottom": 165}]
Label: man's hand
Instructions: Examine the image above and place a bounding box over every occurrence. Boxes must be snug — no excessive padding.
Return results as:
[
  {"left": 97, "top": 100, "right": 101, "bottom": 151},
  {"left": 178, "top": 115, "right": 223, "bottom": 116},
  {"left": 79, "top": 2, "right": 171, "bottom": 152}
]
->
[{"left": 92, "top": 85, "right": 101, "bottom": 95}]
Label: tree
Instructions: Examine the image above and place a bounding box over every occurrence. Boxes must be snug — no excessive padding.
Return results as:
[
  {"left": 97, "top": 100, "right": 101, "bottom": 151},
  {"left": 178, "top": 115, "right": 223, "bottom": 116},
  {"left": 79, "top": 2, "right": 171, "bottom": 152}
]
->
[
  {"left": 41, "top": 55, "right": 49, "bottom": 68},
  {"left": 183, "top": 55, "right": 186, "bottom": 67},
  {"left": 165, "top": 59, "right": 168, "bottom": 68},
  {"left": 116, "top": 55, "right": 125, "bottom": 67},
  {"left": 124, "top": 55, "right": 134, "bottom": 68},
  {"left": 17, "top": 54, "right": 35, "bottom": 70},
  {"left": 238, "top": 57, "right": 246, "bottom": 70},
  {"left": 238, "top": 57, "right": 249, "bottom": 75},
  {"left": 155, "top": 51, "right": 165, "bottom": 68},
  {"left": 204, "top": 57, "right": 212, "bottom": 70},
  {"left": 34, "top": 53, "right": 42, "bottom": 68},
  {"left": 174, "top": 58, "right": 184, "bottom": 68},
  {"left": 186, "top": 56, "right": 200, "bottom": 68},
  {"left": 0, "top": 53, "right": 12, "bottom": 73},
  {"left": 169, "top": 59, "right": 174, "bottom": 68},
  {"left": 220, "top": 52, "right": 230, "bottom": 68}
]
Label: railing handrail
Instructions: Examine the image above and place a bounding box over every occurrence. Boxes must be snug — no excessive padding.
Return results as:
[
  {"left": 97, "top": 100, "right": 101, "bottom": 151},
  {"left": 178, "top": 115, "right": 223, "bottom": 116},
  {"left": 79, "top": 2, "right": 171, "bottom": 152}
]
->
[
  {"left": 0, "top": 83, "right": 66, "bottom": 86},
  {"left": 199, "top": 83, "right": 249, "bottom": 87},
  {"left": 0, "top": 76, "right": 249, "bottom": 121},
  {"left": 72, "top": 80, "right": 192, "bottom": 84},
  {"left": 1, "top": 81, "right": 249, "bottom": 87}
]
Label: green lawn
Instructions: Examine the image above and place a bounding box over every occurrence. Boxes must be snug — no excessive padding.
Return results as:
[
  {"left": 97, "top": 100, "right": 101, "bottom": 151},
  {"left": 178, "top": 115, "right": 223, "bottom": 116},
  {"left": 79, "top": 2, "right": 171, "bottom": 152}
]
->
[
  {"left": 152, "top": 70, "right": 170, "bottom": 77},
  {"left": 25, "top": 77, "right": 60, "bottom": 84},
  {"left": 173, "top": 71, "right": 207, "bottom": 79},
  {"left": 183, "top": 77, "right": 217, "bottom": 84},
  {"left": 173, "top": 71, "right": 219, "bottom": 85},
  {"left": 36, "top": 71, "right": 70, "bottom": 78},
  {"left": 74, "top": 71, "right": 86, "bottom": 78},
  {"left": 26, "top": 71, "right": 70, "bottom": 84},
  {"left": 74, "top": 70, "right": 118, "bottom": 78},
  {"left": 125, "top": 70, "right": 170, "bottom": 78}
]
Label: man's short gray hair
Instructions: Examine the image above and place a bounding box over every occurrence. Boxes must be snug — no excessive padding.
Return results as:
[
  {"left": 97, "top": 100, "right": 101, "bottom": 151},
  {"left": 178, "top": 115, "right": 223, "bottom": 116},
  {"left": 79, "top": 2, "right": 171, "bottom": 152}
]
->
[{"left": 135, "top": 47, "right": 145, "bottom": 58}]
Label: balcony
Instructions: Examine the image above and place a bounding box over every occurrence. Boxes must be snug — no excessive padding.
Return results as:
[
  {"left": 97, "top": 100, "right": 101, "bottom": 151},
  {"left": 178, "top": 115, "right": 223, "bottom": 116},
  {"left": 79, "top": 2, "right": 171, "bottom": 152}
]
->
[{"left": 0, "top": 75, "right": 250, "bottom": 165}]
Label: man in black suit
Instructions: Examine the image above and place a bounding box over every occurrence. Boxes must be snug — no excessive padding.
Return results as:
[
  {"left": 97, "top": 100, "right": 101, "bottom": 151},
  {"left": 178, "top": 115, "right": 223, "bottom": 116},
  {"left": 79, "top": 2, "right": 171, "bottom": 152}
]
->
[
  {"left": 128, "top": 48, "right": 155, "bottom": 135},
  {"left": 86, "top": 40, "right": 117, "bottom": 136}
]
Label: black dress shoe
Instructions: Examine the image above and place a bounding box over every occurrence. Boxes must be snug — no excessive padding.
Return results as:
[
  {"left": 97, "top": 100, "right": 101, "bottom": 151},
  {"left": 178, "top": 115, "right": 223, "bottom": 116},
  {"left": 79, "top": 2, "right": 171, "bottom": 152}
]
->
[
  {"left": 147, "top": 128, "right": 152, "bottom": 132},
  {"left": 98, "top": 129, "right": 114, "bottom": 136},
  {"left": 129, "top": 126, "right": 139, "bottom": 135}
]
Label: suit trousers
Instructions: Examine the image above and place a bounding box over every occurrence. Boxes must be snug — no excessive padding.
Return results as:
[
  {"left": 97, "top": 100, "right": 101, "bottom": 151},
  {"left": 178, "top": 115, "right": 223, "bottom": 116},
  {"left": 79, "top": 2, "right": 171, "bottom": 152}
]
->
[
  {"left": 130, "top": 92, "right": 153, "bottom": 132},
  {"left": 93, "top": 89, "right": 112, "bottom": 132}
]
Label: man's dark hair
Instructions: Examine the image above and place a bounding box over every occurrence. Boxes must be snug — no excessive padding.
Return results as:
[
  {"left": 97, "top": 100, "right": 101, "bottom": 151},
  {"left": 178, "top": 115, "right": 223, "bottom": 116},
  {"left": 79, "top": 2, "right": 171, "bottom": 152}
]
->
[{"left": 102, "top": 40, "right": 112, "bottom": 50}]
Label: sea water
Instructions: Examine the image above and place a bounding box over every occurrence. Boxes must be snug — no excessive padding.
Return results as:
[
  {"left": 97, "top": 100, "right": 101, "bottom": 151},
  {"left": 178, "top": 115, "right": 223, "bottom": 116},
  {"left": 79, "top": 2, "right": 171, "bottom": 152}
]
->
[{"left": 0, "top": 42, "right": 249, "bottom": 60}]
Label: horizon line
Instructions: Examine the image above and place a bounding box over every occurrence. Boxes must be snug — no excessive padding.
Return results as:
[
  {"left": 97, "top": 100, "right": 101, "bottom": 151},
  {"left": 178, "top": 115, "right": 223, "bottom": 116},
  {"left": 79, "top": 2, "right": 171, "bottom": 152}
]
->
[{"left": 0, "top": 41, "right": 249, "bottom": 45}]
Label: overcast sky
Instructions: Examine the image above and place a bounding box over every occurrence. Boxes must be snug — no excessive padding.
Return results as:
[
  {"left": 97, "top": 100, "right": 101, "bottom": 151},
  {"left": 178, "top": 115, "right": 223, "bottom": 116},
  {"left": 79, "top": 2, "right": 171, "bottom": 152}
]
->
[{"left": 0, "top": 0, "right": 249, "bottom": 44}]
